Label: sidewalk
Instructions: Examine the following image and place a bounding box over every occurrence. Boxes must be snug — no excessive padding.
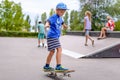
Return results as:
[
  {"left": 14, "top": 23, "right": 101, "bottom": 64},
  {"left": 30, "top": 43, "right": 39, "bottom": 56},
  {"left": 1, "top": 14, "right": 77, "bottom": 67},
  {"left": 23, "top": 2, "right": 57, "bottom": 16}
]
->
[{"left": 0, "top": 37, "right": 120, "bottom": 80}]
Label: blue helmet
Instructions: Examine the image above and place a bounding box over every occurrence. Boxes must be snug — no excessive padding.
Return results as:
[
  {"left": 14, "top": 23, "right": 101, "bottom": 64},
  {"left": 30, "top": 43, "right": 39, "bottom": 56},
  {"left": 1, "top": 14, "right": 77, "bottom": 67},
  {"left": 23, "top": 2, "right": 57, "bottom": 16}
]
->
[{"left": 56, "top": 2, "right": 68, "bottom": 10}]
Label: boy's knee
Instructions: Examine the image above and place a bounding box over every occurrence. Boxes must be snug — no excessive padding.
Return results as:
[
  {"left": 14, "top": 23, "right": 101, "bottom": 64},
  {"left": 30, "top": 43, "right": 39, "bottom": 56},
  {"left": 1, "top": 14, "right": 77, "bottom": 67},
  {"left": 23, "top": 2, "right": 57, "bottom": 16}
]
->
[
  {"left": 50, "top": 50, "right": 55, "bottom": 54},
  {"left": 57, "top": 47, "right": 62, "bottom": 52}
]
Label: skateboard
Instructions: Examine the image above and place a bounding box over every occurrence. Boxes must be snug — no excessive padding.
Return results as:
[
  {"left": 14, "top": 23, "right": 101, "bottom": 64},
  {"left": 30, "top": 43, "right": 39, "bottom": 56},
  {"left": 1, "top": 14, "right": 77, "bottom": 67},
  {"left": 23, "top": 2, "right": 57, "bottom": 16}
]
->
[{"left": 43, "top": 69, "right": 75, "bottom": 79}]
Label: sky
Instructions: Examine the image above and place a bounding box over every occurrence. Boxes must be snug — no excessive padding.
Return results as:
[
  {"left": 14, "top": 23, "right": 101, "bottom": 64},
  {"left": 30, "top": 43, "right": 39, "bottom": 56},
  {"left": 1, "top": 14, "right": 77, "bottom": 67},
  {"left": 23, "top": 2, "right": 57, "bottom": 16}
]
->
[{"left": 2, "top": 0, "right": 80, "bottom": 25}]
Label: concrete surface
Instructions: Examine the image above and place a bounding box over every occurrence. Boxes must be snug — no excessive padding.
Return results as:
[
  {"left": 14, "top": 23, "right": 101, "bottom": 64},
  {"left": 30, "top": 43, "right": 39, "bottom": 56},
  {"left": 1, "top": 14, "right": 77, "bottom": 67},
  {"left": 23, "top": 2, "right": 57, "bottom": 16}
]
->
[{"left": 0, "top": 36, "right": 120, "bottom": 80}]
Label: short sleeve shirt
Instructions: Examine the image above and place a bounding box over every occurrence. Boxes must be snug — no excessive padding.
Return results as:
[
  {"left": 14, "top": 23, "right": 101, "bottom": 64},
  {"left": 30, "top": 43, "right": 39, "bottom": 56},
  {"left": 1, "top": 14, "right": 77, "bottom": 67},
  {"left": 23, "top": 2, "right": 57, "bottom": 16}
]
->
[
  {"left": 84, "top": 16, "right": 91, "bottom": 30},
  {"left": 37, "top": 23, "right": 45, "bottom": 34},
  {"left": 106, "top": 20, "right": 115, "bottom": 31},
  {"left": 47, "top": 14, "right": 64, "bottom": 38}
]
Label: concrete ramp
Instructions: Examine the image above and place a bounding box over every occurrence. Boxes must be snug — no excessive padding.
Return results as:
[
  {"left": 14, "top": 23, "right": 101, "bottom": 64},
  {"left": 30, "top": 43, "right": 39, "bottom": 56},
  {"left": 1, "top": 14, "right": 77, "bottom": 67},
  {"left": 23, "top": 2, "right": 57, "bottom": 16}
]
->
[
  {"left": 82, "top": 43, "right": 120, "bottom": 58},
  {"left": 60, "top": 35, "right": 120, "bottom": 59}
]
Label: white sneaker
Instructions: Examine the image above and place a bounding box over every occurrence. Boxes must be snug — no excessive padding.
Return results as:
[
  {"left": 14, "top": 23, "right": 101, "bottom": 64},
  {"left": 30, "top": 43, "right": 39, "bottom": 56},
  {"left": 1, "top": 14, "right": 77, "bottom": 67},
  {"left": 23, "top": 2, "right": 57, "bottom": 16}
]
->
[
  {"left": 44, "top": 43, "right": 47, "bottom": 48},
  {"left": 40, "top": 43, "right": 43, "bottom": 47}
]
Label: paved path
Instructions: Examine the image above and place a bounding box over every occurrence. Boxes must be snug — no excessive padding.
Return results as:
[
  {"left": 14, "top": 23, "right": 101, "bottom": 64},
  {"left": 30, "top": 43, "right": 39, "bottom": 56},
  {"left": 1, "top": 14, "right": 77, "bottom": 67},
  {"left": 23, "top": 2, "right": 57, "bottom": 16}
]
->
[{"left": 0, "top": 36, "right": 120, "bottom": 80}]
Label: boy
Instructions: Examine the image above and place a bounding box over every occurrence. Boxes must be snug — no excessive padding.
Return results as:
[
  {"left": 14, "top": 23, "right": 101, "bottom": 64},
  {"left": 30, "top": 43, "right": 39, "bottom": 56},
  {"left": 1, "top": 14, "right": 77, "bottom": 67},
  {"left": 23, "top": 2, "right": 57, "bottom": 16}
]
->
[
  {"left": 37, "top": 21, "right": 45, "bottom": 47},
  {"left": 43, "top": 2, "right": 68, "bottom": 71}
]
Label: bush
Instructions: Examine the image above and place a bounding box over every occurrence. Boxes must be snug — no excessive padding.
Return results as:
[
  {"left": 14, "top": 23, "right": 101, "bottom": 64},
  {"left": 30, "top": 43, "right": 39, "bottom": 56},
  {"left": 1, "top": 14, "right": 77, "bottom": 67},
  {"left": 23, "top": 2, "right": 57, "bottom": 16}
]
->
[
  {"left": 114, "top": 20, "right": 120, "bottom": 31},
  {"left": 0, "top": 31, "right": 38, "bottom": 37}
]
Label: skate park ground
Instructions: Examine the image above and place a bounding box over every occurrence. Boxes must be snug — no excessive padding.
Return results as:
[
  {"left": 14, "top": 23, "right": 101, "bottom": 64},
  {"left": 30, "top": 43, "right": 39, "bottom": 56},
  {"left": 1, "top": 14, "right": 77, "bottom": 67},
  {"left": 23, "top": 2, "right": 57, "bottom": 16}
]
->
[{"left": 0, "top": 35, "right": 120, "bottom": 80}]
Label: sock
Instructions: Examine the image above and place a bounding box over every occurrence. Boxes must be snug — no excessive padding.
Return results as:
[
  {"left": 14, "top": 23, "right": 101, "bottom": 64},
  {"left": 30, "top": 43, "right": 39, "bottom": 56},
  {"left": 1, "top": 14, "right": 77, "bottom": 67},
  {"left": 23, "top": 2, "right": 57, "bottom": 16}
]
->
[
  {"left": 45, "top": 64, "right": 49, "bottom": 67},
  {"left": 56, "top": 64, "right": 61, "bottom": 67}
]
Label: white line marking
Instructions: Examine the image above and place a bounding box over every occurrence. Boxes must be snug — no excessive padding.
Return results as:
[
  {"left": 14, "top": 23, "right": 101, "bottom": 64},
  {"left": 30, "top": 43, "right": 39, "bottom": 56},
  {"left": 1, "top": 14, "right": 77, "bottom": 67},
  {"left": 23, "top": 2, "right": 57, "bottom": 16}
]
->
[{"left": 62, "top": 49, "right": 85, "bottom": 58}]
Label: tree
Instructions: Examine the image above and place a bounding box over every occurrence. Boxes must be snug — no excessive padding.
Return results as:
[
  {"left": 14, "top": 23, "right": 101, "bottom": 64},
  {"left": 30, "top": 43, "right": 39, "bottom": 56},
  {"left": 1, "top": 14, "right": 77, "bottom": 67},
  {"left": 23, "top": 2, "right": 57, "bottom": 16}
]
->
[
  {"left": 24, "top": 15, "right": 31, "bottom": 31},
  {"left": 49, "top": 8, "right": 55, "bottom": 17},
  {"left": 0, "top": 0, "right": 30, "bottom": 31},
  {"left": 63, "top": 11, "right": 69, "bottom": 25},
  {"left": 79, "top": 0, "right": 120, "bottom": 31},
  {"left": 41, "top": 12, "right": 47, "bottom": 23},
  {"left": 34, "top": 15, "right": 39, "bottom": 32},
  {"left": 70, "top": 10, "right": 82, "bottom": 31}
]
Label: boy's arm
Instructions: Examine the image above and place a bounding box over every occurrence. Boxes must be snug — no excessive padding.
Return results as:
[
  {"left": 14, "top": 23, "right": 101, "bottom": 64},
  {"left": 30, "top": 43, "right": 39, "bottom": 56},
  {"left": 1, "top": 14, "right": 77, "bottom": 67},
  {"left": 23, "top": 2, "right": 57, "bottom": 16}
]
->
[
  {"left": 38, "top": 27, "right": 40, "bottom": 32},
  {"left": 45, "top": 21, "right": 50, "bottom": 28},
  {"left": 37, "top": 25, "right": 40, "bottom": 32},
  {"left": 62, "top": 23, "right": 68, "bottom": 30}
]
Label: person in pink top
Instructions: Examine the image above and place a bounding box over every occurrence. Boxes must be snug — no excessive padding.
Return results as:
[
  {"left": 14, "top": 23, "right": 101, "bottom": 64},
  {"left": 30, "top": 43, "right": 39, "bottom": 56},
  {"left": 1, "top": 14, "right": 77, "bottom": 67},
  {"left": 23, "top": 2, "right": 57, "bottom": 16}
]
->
[
  {"left": 98, "top": 16, "right": 115, "bottom": 39},
  {"left": 83, "top": 11, "right": 94, "bottom": 46}
]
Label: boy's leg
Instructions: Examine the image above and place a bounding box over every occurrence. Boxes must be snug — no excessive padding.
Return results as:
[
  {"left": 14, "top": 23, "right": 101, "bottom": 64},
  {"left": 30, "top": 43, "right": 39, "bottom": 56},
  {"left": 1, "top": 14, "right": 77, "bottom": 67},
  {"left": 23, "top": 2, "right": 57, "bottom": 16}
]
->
[
  {"left": 55, "top": 47, "right": 68, "bottom": 71},
  {"left": 38, "top": 39, "right": 40, "bottom": 47},
  {"left": 41, "top": 34, "right": 45, "bottom": 47},
  {"left": 56, "top": 47, "right": 62, "bottom": 65},
  {"left": 38, "top": 33, "right": 40, "bottom": 47},
  {"left": 43, "top": 50, "right": 55, "bottom": 70},
  {"left": 39, "top": 34, "right": 44, "bottom": 47},
  {"left": 46, "top": 50, "right": 55, "bottom": 64}
]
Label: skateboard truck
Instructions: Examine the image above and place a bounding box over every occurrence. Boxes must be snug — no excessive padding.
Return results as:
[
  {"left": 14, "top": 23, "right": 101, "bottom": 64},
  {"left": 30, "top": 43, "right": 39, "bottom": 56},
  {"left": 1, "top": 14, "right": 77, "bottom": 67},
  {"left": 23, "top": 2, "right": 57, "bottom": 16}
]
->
[{"left": 45, "top": 70, "right": 75, "bottom": 79}]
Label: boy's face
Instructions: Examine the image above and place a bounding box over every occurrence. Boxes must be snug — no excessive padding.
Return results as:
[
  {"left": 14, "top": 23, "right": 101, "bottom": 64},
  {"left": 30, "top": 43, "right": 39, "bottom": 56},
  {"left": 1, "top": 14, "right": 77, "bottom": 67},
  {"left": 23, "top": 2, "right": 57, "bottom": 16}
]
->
[{"left": 56, "top": 9, "right": 66, "bottom": 16}]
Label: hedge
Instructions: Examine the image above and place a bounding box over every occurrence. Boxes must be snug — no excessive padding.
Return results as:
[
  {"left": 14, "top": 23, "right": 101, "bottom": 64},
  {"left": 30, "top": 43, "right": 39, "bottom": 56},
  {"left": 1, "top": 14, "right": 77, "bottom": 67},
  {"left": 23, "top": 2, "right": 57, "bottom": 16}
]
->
[{"left": 0, "top": 31, "right": 38, "bottom": 37}]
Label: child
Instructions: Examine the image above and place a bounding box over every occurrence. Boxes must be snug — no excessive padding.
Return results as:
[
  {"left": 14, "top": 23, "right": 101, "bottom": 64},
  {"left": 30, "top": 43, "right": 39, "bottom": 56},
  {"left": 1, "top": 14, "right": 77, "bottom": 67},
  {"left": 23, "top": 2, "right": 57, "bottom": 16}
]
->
[
  {"left": 43, "top": 2, "right": 68, "bottom": 71},
  {"left": 98, "top": 16, "right": 115, "bottom": 39},
  {"left": 83, "top": 11, "right": 94, "bottom": 46},
  {"left": 37, "top": 21, "right": 45, "bottom": 47}
]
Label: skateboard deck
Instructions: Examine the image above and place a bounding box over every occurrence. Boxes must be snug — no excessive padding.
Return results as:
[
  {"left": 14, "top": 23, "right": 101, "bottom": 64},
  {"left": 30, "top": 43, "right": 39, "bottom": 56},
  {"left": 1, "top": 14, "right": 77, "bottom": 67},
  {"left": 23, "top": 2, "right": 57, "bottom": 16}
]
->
[{"left": 43, "top": 69, "right": 75, "bottom": 78}]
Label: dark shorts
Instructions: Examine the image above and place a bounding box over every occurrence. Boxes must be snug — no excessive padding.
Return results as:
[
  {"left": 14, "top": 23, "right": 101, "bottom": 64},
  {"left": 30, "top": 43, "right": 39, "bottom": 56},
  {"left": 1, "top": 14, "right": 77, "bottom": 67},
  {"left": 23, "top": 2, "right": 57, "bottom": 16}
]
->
[{"left": 47, "top": 38, "right": 61, "bottom": 51}]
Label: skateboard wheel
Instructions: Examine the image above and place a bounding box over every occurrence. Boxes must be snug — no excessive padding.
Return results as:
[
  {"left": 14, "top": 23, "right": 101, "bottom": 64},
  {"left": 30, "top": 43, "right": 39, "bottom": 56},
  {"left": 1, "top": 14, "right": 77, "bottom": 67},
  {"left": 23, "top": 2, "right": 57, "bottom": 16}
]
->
[
  {"left": 68, "top": 74, "right": 71, "bottom": 77},
  {"left": 55, "top": 73, "right": 57, "bottom": 77}
]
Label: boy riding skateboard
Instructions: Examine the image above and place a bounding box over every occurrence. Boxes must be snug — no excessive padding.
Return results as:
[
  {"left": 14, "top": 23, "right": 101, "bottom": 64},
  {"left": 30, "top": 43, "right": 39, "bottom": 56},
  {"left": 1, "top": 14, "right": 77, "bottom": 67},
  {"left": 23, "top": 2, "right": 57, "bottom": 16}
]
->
[{"left": 43, "top": 2, "right": 69, "bottom": 71}]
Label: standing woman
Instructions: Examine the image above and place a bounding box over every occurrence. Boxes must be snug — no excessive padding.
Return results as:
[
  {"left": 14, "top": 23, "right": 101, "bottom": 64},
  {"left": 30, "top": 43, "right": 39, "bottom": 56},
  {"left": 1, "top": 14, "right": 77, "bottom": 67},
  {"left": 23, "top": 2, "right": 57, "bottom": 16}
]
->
[{"left": 83, "top": 11, "right": 94, "bottom": 46}]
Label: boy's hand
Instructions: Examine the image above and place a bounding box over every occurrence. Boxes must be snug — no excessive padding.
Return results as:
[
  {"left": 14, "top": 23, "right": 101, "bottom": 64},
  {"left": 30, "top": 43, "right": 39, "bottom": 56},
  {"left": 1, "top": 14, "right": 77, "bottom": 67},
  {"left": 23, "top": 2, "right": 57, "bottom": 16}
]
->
[
  {"left": 62, "top": 24, "right": 68, "bottom": 30},
  {"left": 45, "top": 21, "right": 50, "bottom": 28}
]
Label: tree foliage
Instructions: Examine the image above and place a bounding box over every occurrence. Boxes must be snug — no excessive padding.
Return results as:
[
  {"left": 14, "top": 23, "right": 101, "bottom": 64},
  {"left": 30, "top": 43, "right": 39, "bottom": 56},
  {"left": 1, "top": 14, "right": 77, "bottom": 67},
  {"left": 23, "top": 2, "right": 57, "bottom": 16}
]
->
[
  {"left": 34, "top": 15, "right": 39, "bottom": 32},
  {"left": 49, "top": 8, "right": 55, "bottom": 17},
  {"left": 41, "top": 12, "right": 47, "bottom": 23},
  {"left": 0, "top": 0, "right": 31, "bottom": 31},
  {"left": 79, "top": 0, "right": 120, "bottom": 31},
  {"left": 69, "top": 10, "right": 83, "bottom": 31},
  {"left": 63, "top": 11, "right": 69, "bottom": 25}
]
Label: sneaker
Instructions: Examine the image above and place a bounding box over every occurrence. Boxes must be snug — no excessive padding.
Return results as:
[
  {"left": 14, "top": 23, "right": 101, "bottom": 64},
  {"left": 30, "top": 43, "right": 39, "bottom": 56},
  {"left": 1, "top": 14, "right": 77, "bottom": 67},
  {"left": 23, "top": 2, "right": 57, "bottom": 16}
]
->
[
  {"left": 38, "top": 45, "right": 40, "bottom": 47},
  {"left": 42, "top": 43, "right": 44, "bottom": 47},
  {"left": 43, "top": 66, "right": 54, "bottom": 71},
  {"left": 40, "top": 43, "right": 43, "bottom": 47},
  {"left": 85, "top": 44, "right": 88, "bottom": 46},
  {"left": 55, "top": 66, "right": 68, "bottom": 72}
]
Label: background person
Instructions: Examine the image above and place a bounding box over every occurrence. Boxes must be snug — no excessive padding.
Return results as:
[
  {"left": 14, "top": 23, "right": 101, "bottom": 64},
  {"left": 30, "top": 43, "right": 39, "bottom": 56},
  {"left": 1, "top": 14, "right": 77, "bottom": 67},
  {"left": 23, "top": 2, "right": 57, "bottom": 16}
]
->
[
  {"left": 83, "top": 11, "right": 94, "bottom": 46},
  {"left": 98, "top": 16, "right": 115, "bottom": 39},
  {"left": 37, "top": 21, "right": 45, "bottom": 47}
]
